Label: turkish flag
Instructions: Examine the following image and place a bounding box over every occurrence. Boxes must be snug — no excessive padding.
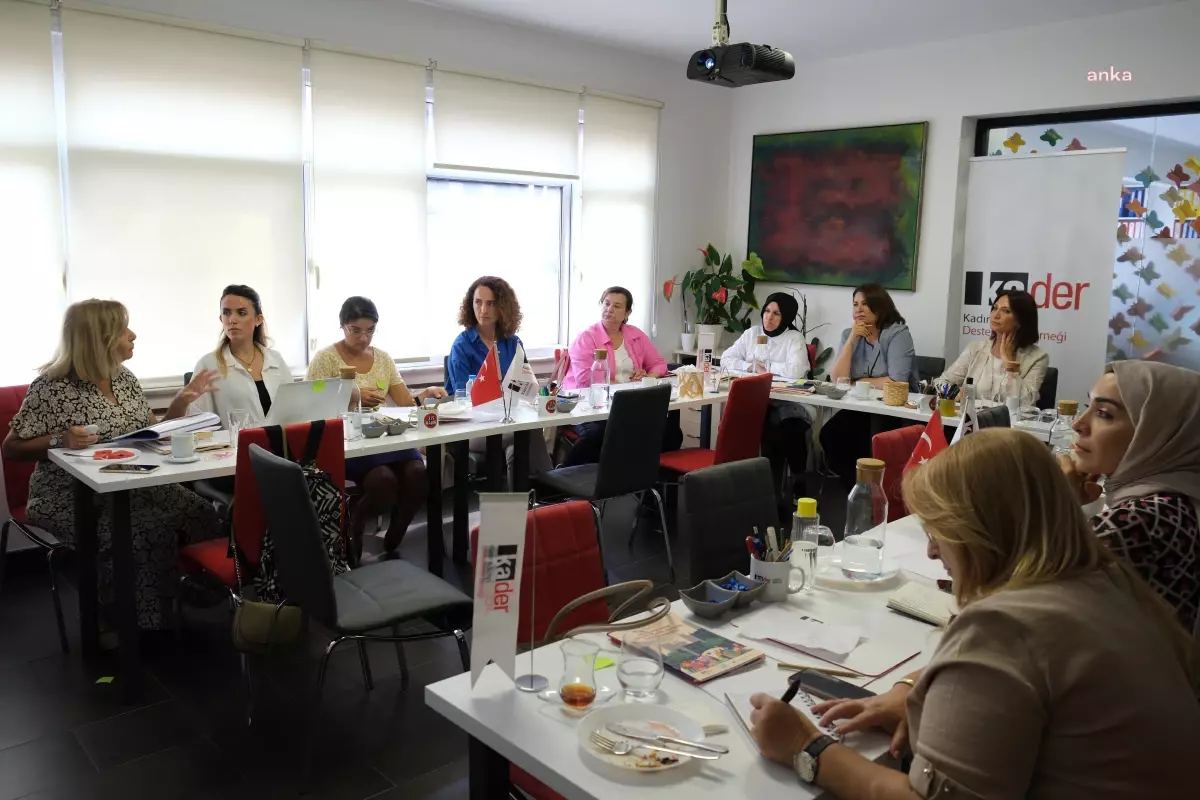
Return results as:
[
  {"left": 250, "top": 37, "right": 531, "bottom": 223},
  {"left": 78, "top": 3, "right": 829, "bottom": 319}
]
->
[
  {"left": 904, "top": 409, "right": 948, "bottom": 474},
  {"left": 471, "top": 346, "right": 503, "bottom": 406}
]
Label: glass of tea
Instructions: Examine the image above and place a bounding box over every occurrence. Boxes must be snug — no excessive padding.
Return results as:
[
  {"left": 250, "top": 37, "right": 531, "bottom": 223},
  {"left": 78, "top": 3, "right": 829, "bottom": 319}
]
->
[{"left": 557, "top": 638, "right": 599, "bottom": 709}]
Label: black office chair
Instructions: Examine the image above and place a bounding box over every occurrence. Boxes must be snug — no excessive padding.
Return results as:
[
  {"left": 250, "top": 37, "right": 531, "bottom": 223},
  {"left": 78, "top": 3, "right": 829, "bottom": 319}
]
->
[
  {"left": 1036, "top": 367, "right": 1059, "bottom": 410},
  {"left": 531, "top": 385, "right": 675, "bottom": 581},
  {"left": 915, "top": 356, "right": 945, "bottom": 385},
  {"left": 975, "top": 405, "right": 1011, "bottom": 429},
  {"left": 248, "top": 444, "right": 472, "bottom": 780},
  {"left": 183, "top": 371, "right": 193, "bottom": 386},
  {"left": 677, "top": 458, "right": 778, "bottom": 589}
]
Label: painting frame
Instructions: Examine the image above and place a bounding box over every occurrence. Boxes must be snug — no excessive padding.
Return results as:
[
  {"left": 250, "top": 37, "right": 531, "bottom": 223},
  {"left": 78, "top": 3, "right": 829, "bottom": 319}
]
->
[{"left": 747, "top": 121, "right": 928, "bottom": 291}]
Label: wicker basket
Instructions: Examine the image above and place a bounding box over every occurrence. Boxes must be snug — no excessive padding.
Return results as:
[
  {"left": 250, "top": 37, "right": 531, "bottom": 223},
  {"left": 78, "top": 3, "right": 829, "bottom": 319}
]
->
[{"left": 883, "top": 380, "right": 909, "bottom": 407}]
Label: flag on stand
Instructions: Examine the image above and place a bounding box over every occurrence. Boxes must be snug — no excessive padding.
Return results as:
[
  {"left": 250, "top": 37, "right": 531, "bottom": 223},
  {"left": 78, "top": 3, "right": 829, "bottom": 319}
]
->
[
  {"left": 502, "top": 343, "right": 540, "bottom": 403},
  {"left": 950, "top": 392, "right": 978, "bottom": 445},
  {"left": 471, "top": 345, "right": 503, "bottom": 407},
  {"left": 904, "top": 409, "right": 949, "bottom": 474}
]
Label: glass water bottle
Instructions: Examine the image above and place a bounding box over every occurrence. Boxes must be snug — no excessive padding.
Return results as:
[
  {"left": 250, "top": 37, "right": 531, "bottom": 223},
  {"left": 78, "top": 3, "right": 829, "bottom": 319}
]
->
[
  {"left": 588, "top": 348, "right": 611, "bottom": 409},
  {"left": 842, "top": 458, "right": 888, "bottom": 581},
  {"left": 1049, "top": 399, "right": 1079, "bottom": 454}
]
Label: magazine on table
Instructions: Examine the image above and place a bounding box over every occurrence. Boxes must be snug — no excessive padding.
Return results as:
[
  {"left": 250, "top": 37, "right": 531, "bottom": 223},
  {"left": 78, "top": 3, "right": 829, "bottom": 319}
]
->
[
  {"left": 109, "top": 412, "right": 221, "bottom": 443},
  {"left": 609, "top": 613, "right": 764, "bottom": 684}
]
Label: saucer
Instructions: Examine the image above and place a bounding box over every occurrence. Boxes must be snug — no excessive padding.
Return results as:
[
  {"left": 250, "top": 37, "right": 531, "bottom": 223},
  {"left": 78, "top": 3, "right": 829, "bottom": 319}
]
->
[{"left": 164, "top": 454, "right": 201, "bottom": 464}]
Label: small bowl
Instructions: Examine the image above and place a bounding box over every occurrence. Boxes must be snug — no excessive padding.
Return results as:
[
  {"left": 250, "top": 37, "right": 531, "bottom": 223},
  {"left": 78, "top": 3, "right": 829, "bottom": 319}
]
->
[
  {"left": 386, "top": 420, "right": 412, "bottom": 436},
  {"left": 361, "top": 422, "right": 387, "bottom": 439},
  {"left": 712, "top": 571, "right": 767, "bottom": 607},
  {"left": 554, "top": 393, "right": 580, "bottom": 413},
  {"left": 679, "top": 581, "right": 738, "bottom": 619}
]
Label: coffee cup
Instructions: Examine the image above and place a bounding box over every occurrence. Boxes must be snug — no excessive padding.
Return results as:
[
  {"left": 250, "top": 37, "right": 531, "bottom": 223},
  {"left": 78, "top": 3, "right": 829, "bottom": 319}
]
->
[
  {"left": 851, "top": 381, "right": 872, "bottom": 400},
  {"left": 749, "top": 556, "right": 807, "bottom": 602},
  {"left": 421, "top": 397, "right": 440, "bottom": 430},
  {"left": 171, "top": 431, "right": 196, "bottom": 460},
  {"left": 536, "top": 395, "right": 556, "bottom": 416}
]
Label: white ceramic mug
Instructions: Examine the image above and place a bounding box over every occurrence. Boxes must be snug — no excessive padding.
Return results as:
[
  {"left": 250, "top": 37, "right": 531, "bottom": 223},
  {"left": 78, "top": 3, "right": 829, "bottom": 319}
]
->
[
  {"left": 640, "top": 376, "right": 659, "bottom": 388},
  {"left": 536, "top": 395, "right": 556, "bottom": 416},
  {"left": 851, "top": 381, "right": 872, "bottom": 400},
  {"left": 421, "top": 397, "right": 440, "bottom": 430},
  {"left": 749, "top": 556, "right": 807, "bottom": 602},
  {"left": 170, "top": 431, "right": 196, "bottom": 460}
]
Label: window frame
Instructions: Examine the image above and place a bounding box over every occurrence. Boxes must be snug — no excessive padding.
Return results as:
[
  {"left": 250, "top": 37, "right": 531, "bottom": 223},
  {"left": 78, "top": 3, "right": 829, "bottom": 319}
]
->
[{"left": 972, "top": 100, "right": 1200, "bottom": 157}]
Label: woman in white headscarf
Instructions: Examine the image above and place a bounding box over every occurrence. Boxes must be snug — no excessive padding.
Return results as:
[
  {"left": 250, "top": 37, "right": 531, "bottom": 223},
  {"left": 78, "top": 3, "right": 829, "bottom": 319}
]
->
[{"left": 1060, "top": 360, "right": 1200, "bottom": 634}]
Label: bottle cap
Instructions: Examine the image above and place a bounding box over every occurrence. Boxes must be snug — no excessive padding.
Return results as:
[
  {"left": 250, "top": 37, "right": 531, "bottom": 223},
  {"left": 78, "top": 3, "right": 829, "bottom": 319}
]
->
[
  {"left": 856, "top": 457, "right": 885, "bottom": 485},
  {"left": 856, "top": 457, "right": 885, "bottom": 470},
  {"left": 1057, "top": 399, "right": 1079, "bottom": 416},
  {"left": 594, "top": 348, "right": 608, "bottom": 360},
  {"left": 756, "top": 334, "right": 768, "bottom": 344},
  {"left": 796, "top": 497, "right": 818, "bottom": 517},
  {"left": 966, "top": 377, "right": 975, "bottom": 385}
]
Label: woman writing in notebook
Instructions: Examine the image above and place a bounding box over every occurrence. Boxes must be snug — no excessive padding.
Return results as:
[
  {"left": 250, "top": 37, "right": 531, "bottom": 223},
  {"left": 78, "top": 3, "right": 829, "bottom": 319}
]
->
[{"left": 748, "top": 429, "right": 1198, "bottom": 798}]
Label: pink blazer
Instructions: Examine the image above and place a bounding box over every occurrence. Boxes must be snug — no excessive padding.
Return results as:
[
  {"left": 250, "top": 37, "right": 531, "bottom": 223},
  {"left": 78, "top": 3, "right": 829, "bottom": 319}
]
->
[{"left": 563, "top": 322, "right": 668, "bottom": 389}]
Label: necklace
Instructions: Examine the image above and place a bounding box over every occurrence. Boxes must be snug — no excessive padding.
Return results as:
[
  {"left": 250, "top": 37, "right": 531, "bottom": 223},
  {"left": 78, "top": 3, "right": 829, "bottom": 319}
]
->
[{"left": 232, "top": 348, "right": 258, "bottom": 369}]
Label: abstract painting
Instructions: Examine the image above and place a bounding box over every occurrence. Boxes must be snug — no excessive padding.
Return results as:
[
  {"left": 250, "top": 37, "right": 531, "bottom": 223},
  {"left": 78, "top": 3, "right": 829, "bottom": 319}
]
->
[{"left": 747, "top": 122, "right": 927, "bottom": 290}]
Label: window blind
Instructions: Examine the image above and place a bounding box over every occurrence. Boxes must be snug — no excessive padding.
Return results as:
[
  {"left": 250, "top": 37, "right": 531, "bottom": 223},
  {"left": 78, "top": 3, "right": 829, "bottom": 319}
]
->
[
  {"left": 0, "top": 0, "right": 65, "bottom": 384},
  {"left": 60, "top": 10, "right": 305, "bottom": 380},
  {"left": 433, "top": 72, "right": 580, "bottom": 177},
  {"left": 573, "top": 95, "right": 659, "bottom": 336},
  {"left": 309, "top": 49, "right": 427, "bottom": 358}
]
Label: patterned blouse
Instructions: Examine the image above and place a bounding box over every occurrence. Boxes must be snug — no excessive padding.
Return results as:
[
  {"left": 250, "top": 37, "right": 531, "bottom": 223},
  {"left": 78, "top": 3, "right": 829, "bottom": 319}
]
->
[
  {"left": 1092, "top": 492, "right": 1199, "bottom": 634},
  {"left": 306, "top": 345, "right": 407, "bottom": 411}
]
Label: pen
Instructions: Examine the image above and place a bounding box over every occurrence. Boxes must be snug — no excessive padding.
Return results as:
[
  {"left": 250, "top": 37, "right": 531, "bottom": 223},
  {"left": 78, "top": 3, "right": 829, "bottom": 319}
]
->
[
  {"left": 745, "top": 536, "right": 757, "bottom": 559},
  {"left": 776, "top": 664, "right": 859, "bottom": 678},
  {"left": 780, "top": 679, "right": 801, "bottom": 705}
]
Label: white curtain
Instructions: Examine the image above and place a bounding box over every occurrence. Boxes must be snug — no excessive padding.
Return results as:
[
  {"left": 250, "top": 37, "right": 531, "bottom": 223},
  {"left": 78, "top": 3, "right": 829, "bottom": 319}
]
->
[
  {"left": 310, "top": 49, "right": 427, "bottom": 360},
  {"left": 0, "top": 0, "right": 65, "bottom": 385},
  {"left": 60, "top": 10, "right": 304, "bottom": 381},
  {"left": 433, "top": 72, "right": 580, "bottom": 177},
  {"left": 573, "top": 95, "right": 659, "bottom": 337}
]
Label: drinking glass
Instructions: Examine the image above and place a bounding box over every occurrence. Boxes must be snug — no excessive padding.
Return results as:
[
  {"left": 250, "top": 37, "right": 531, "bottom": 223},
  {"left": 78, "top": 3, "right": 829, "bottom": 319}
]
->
[
  {"left": 835, "top": 377, "right": 851, "bottom": 392},
  {"left": 617, "top": 631, "right": 664, "bottom": 702},
  {"left": 792, "top": 524, "right": 836, "bottom": 590},
  {"left": 558, "top": 638, "right": 599, "bottom": 709},
  {"left": 227, "top": 408, "right": 251, "bottom": 449}
]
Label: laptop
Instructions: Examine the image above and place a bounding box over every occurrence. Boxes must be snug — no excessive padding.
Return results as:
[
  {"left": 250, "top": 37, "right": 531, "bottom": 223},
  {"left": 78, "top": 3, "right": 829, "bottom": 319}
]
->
[{"left": 265, "top": 379, "right": 351, "bottom": 426}]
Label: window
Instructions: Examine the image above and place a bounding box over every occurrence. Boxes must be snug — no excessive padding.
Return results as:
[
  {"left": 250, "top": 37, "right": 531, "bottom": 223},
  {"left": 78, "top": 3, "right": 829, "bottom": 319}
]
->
[
  {"left": 426, "top": 179, "right": 565, "bottom": 354},
  {"left": 976, "top": 104, "right": 1200, "bottom": 372}
]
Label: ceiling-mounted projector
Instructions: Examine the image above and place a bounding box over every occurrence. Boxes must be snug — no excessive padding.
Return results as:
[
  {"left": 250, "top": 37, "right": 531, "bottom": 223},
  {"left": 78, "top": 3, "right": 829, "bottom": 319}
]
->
[{"left": 687, "top": 1, "right": 794, "bottom": 87}]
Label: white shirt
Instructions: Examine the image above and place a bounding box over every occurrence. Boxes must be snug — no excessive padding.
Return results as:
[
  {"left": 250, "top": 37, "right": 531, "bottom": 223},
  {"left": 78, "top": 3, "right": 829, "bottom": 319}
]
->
[
  {"left": 612, "top": 343, "right": 636, "bottom": 383},
  {"left": 189, "top": 346, "right": 294, "bottom": 426},
  {"left": 720, "top": 326, "right": 809, "bottom": 379}
]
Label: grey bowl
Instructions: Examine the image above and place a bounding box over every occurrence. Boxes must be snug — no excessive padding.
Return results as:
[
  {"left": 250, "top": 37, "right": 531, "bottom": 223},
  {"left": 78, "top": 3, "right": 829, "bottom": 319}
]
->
[
  {"left": 554, "top": 393, "right": 580, "bottom": 412},
  {"left": 712, "top": 571, "right": 768, "bottom": 607},
  {"left": 386, "top": 420, "right": 412, "bottom": 436},
  {"left": 361, "top": 422, "right": 387, "bottom": 439},
  {"left": 679, "top": 581, "right": 738, "bottom": 619}
]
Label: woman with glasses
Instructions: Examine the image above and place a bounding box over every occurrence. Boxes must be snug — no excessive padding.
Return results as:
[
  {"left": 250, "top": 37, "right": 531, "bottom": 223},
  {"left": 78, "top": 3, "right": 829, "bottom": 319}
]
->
[{"left": 308, "top": 296, "right": 445, "bottom": 562}]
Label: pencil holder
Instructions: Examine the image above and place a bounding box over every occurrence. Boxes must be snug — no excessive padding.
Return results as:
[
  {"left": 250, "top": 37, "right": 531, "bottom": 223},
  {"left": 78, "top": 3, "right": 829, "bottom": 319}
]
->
[{"left": 938, "top": 397, "right": 957, "bottom": 418}]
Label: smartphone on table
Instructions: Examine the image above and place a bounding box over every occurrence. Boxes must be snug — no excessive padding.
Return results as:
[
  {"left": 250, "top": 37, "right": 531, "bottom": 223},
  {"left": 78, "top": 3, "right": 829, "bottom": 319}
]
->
[
  {"left": 99, "top": 463, "right": 160, "bottom": 474},
  {"left": 789, "top": 669, "right": 876, "bottom": 702}
]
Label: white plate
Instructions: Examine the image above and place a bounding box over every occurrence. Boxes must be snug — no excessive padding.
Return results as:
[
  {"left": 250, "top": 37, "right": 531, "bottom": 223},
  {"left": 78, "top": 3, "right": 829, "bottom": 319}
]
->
[
  {"left": 164, "top": 454, "right": 201, "bottom": 464},
  {"left": 577, "top": 704, "right": 706, "bottom": 773},
  {"left": 64, "top": 447, "right": 139, "bottom": 464}
]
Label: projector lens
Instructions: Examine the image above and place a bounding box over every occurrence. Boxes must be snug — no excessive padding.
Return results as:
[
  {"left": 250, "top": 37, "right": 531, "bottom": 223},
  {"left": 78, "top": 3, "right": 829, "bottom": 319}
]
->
[{"left": 696, "top": 51, "right": 715, "bottom": 71}]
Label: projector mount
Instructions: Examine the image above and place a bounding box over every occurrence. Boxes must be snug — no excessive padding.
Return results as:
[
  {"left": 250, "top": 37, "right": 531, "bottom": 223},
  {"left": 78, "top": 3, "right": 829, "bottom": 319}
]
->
[{"left": 712, "top": 0, "right": 730, "bottom": 47}]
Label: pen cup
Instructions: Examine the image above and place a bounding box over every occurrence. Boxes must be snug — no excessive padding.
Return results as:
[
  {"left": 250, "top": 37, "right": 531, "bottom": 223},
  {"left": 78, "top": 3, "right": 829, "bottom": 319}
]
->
[
  {"left": 749, "top": 556, "right": 806, "bottom": 602},
  {"left": 536, "top": 395, "right": 556, "bottom": 417},
  {"left": 938, "top": 397, "right": 957, "bottom": 418}
]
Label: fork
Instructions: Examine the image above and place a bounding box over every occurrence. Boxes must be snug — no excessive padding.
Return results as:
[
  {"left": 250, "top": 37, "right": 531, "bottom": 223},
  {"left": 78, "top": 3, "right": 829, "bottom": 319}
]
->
[{"left": 588, "top": 731, "right": 718, "bottom": 760}]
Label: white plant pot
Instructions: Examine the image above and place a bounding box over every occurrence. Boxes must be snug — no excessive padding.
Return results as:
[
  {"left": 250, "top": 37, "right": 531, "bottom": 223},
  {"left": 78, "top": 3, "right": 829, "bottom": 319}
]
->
[
  {"left": 695, "top": 323, "right": 724, "bottom": 350},
  {"left": 680, "top": 332, "right": 697, "bottom": 353}
]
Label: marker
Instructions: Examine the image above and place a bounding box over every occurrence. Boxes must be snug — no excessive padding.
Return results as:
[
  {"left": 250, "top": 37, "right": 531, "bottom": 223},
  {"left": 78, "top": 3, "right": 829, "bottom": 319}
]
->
[{"left": 780, "top": 679, "right": 801, "bottom": 705}]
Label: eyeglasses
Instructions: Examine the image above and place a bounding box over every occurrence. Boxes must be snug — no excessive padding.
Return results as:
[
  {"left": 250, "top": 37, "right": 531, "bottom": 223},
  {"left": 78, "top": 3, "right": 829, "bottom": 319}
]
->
[{"left": 345, "top": 326, "right": 376, "bottom": 337}]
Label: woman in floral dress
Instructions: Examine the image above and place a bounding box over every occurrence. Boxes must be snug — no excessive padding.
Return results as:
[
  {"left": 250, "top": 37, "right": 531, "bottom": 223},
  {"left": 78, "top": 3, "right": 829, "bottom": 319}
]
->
[{"left": 2, "top": 300, "right": 221, "bottom": 629}]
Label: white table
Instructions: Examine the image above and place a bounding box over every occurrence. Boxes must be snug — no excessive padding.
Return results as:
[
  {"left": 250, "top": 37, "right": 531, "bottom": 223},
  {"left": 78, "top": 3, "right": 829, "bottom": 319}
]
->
[
  {"left": 47, "top": 387, "right": 730, "bottom": 701},
  {"left": 427, "top": 515, "right": 943, "bottom": 799}
]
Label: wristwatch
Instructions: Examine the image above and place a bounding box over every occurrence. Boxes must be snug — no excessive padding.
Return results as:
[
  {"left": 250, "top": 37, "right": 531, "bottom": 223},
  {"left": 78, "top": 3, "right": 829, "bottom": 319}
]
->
[
  {"left": 49, "top": 433, "right": 62, "bottom": 449},
  {"left": 794, "top": 734, "right": 837, "bottom": 784}
]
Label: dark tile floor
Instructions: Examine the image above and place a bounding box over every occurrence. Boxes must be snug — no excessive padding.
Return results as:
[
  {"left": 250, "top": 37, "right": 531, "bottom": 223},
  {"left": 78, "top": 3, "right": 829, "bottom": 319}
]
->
[{"left": 0, "top": 473, "right": 847, "bottom": 800}]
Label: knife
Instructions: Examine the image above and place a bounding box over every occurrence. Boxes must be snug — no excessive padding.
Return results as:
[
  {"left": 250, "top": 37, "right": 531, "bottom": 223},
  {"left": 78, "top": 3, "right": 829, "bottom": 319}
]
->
[{"left": 606, "top": 723, "right": 729, "bottom": 755}]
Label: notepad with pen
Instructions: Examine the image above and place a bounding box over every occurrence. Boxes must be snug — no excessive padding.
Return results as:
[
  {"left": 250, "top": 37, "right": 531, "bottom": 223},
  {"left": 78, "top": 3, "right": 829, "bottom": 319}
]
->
[{"left": 886, "top": 582, "right": 958, "bottom": 627}]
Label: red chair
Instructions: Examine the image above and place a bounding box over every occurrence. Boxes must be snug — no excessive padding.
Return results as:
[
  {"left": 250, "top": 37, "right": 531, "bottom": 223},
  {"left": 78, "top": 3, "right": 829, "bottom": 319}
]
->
[
  {"left": 0, "top": 384, "right": 72, "bottom": 653},
  {"left": 658, "top": 372, "right": 773, "bottom": 475},
  {"left": 470, "top": 500, "right": 608, "bottom": 800},
  {"left": 870, "top": 425, "right": 923, "bottom": 521}
]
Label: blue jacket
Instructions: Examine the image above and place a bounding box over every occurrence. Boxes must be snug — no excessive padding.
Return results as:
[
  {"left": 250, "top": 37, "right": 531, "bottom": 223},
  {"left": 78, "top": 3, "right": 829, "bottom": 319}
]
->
[
  {"left": 445, "top": 328, "right": 523, "bottom": 394},
  {"left": 837, "top": 322, "right": 917, "bottom": 389}
]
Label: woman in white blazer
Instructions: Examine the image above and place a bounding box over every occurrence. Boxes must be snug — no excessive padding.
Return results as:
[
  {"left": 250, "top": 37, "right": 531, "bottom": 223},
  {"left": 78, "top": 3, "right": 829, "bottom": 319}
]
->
[
  {"left": 721, "top": 292, "right": 813, "bottom": 502},
  {"left": 189, "top": 285, "right": 294, "bottom": 426}
]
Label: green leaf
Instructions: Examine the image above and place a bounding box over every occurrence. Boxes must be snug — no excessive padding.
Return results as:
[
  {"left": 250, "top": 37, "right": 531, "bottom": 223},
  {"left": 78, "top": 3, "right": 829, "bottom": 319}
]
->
[
  {"left": 741, "top": 252, "right": 766, "bottom": 279},
  {"left": 729, "top": 296, "right": 743, "bottom": 318},
  {"left": 719, "top": 254, "right": 733, "bottom": 275},
  {"left": 705, "top": 244, "right": 719, "bottom": 266}
]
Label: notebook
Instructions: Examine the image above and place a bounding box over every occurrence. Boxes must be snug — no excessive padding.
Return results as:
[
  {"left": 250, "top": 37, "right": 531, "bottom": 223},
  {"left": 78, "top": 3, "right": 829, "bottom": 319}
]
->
[
  {"left": 724, "top": 691, "right": 843, "bottom": 751},
  {"left": 886, "top": 582, "right": 958, "bottom": 627},
  {"left": 109, "top": 412, "right": 221, "bottom": 443},
  {"left": 609, "top": 613, "right": 765, "bottom": 684}
]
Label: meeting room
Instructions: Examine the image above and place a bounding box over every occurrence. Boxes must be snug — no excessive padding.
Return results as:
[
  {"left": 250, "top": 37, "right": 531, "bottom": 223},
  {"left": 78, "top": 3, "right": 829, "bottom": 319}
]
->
[{"left": 0, "top": 0, "right": 1198, "bottom": 798}]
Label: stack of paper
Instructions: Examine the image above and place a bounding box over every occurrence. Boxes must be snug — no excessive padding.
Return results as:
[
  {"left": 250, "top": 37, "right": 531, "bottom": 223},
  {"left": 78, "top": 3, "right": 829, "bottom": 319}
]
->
[{"left": 110, "top": 412, "right": 220, "bottom": 443}]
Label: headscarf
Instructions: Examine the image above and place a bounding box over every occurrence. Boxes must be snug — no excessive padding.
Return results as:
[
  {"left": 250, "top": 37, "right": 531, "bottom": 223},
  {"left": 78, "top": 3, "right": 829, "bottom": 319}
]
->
[
  {"left": 1105, "top": 360, "right": 1200, "bottom": 510},
  {"left": 761, "top": 292, "right": 799, "bottom": 339}
]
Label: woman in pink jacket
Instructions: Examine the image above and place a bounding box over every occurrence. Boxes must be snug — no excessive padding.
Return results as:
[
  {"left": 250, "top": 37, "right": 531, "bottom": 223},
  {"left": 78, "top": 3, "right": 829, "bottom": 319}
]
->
[{"left": 561, "top": 287, "right": 681, "bottom": 466}]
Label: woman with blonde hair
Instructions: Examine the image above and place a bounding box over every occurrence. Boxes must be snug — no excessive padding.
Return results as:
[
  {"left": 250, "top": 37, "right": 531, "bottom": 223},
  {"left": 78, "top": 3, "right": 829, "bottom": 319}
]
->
[
  {"left": 748, "top": 429, "right": 1198, "bottom": 799},
  {"left": 2, "top": 300, "right": 220, "bottom": 629}
]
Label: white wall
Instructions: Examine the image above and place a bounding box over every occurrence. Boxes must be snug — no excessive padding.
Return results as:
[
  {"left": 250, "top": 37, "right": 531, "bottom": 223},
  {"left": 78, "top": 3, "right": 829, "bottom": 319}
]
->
[
  {"left": 726, "top": 0, "right": 1200, "bottom": 362},
  {"left": 89, "top": 0, "right": 732, "bottom": 356}
]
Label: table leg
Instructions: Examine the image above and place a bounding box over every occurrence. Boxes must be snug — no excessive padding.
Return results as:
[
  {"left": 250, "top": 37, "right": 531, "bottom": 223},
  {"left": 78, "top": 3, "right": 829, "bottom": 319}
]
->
[
  {"left": 700, "top": 403, "right": 713, "bottom": 448},
  {"left": 468, "top": 736, "right": 510, "bottom": 800},
  {"left": 73, "top": 480, "right": 99, "bottom": 658},
  {"left": 109, "top": 491, "right": 143, "bottom": 702},
  {"left": 512, "top": 430, "right": 530, "bottom": 494},
  {"left": 426, "top": 443, "right": 445, "bottom": 577},
  {"left": 451, "top": 440, "right": 469, "bottom": 565},
  {"left": 485, "top": 435, "right": 505, "bottom": 492}
]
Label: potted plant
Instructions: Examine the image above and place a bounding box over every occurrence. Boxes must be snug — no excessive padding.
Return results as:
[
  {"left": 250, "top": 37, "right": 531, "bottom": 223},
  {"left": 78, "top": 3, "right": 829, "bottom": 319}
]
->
[{"left": 673, "top": 244, "right": 765, "bottom": 347}]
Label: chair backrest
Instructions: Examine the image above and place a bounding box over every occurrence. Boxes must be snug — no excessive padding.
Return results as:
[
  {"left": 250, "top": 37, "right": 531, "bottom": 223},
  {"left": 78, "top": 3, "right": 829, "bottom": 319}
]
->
[
  {"left": 677, "top": 457, "right": 778, "bottom": 588},
  {"left": 915, "top": 356, "right": 945, "bottom": 385},
  {"left": 233, "top": 419, "right": 346, "bottom": 566},
  {"left": 1036, "top": 367, "right": 1059, "bottom": 410},
  {"left": 469, "top": 500, "right": 608, "bottom": 643},
  {"left": 0, "top": 385, "right": 33, "bottom": 519},
  {"left": 594, "top": 384, "right": 672, "bottom": 499},
  {"left": 871, "top": 425, "right": 924, "bottom": 521},
  {"left": 247, "top": 445, "right": 339, "bottom": 626},
  {"left": 976, "top": 405, "right": 1011, "bottom": 429},
  {"left": 806, "top": 343, "right": 817, "bottom": 378},
  {"left": 712, "top": 373, "right": 773, "bottom": 465},
  {"left": 183, "top": 372, "right": 193, "bottom": 387}
]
